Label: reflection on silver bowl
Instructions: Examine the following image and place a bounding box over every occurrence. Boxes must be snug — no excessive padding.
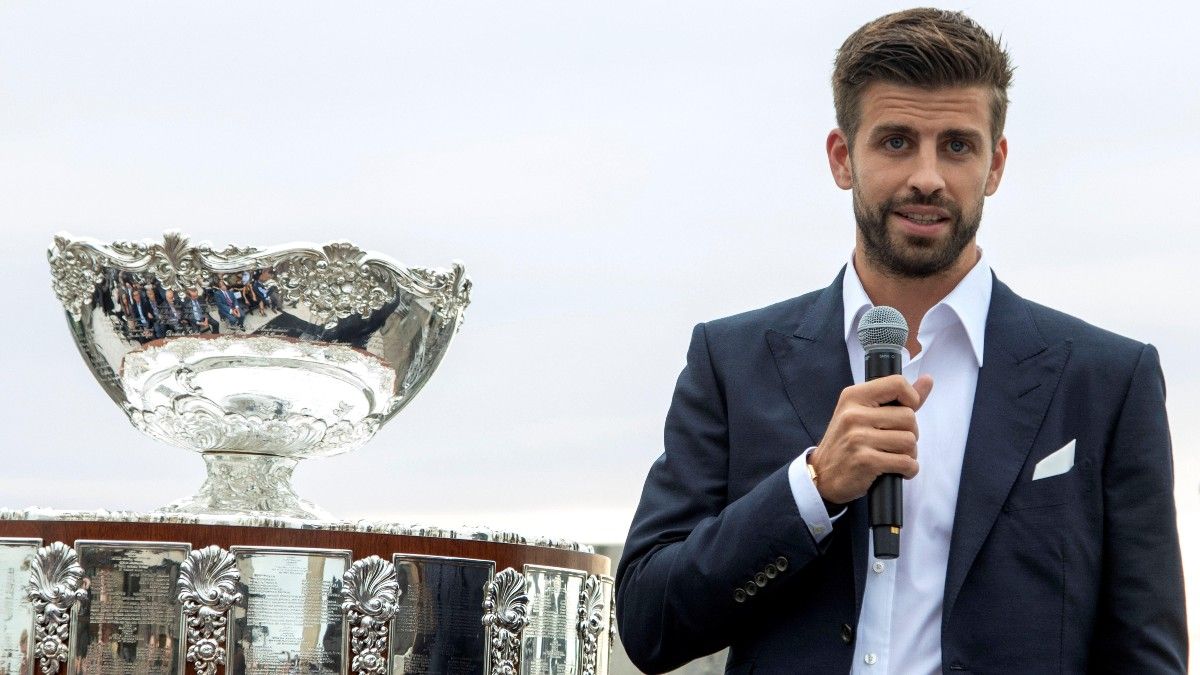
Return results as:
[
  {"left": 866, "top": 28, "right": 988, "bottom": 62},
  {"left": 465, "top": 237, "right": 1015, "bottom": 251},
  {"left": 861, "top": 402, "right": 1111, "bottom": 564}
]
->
[{"left": 49, "top": 232, "right": 470, "bottom": 519}]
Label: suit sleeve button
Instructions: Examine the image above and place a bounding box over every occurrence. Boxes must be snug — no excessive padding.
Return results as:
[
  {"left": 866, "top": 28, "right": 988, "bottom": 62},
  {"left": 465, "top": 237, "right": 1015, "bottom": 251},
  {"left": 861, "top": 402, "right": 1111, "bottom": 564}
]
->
[
  {"left": 840, "top": 623, "right": 854, "bottom": 644},
  {"left": 754, "top": 572, "right": 768, "bottom": 587},
  {"left": 743, "top": 582, "right": 758, "bottom": 596},
  {"left": 734, "top": 588, "right": 747, "bottom": 603},
  {"left": 764, "top": 563, "right": 778, "bottom": 578},
  {"left": 775, "top": 556, "right": 789, "bottom": 571}
]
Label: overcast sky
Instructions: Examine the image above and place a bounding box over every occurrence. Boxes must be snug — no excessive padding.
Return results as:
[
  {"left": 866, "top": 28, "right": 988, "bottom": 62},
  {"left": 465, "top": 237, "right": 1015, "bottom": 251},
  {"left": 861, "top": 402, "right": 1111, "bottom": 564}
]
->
[{"left": 1, "top": 0, "right": 1196, "bottom": 654}]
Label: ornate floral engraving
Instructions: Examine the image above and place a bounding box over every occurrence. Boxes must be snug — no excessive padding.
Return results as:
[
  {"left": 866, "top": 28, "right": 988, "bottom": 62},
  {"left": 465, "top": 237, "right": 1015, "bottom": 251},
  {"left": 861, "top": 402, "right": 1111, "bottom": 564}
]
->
[
  {"left": 48, "top": 235, "right": 106, "bottom": 319},
  {"left": 107, "top": 232, "right": 257, "bottom": 294},
  {"left": 272, "top": 242, "right": 396, "bottom": 329},
  {"left": 341, "top": 556, "right": 400, "bottom": 675},
  {"left": 609, "top": 595, "right": 616, "bottom": 656},
  {"left": 26, "top": 542, "right": 87, "bottom": 675},
  {"left": 121, "top": 336, "right": 396, "bottom": 455},
  {"left": 178, "top": 545, "right": 242, "bottom": 675},
  {"left": 482, "top": 568, "right": 529, "bottom": 675},
  {"left": 163, "top": 338, "right": 205, "bottom": 362},
  {"left": 405, "top": 264, "right": 473, "bottom": 323},
  {"left": 577, "top": 575, "right": 606, "bottom": 675},
  {"left": 131, "top": 394, "right": 379, "bottom": 457},
  {"left": 157, "top": 454, "right": 330, "bottom": 519}
]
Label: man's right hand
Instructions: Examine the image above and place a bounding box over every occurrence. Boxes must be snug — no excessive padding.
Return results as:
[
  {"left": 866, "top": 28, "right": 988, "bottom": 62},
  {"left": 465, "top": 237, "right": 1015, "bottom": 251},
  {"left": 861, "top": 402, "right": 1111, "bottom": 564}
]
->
[{"left": 809, "top": 374, "right": 934, "bottom": 505}]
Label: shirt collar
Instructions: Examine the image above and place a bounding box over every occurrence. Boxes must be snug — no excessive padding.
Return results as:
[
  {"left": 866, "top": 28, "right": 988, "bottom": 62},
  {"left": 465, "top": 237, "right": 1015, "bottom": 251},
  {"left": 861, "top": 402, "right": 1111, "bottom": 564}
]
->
[{"left": 842, "top": 248, "right": 992, "bottom": 366}]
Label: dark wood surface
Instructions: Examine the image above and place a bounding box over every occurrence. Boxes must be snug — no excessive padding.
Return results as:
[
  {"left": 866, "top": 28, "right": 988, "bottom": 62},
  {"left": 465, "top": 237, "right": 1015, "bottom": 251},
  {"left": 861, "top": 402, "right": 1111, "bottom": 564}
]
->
[{"left": 0, "top": 520, "right": 610, "bottom": 576}]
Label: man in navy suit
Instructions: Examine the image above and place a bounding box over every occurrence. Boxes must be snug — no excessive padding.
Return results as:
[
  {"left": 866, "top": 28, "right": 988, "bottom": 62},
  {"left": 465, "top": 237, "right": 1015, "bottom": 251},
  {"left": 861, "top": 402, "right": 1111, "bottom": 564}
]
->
[
  {"left": 128, "top": 288, "right": 156, "bottom": 338},
  {"left": 616, "top": 9, "right": 1187, "bottom": 674},
  {"left": 155, "top": 288, "right": 185, "bottom": 339},
  {"left": 213, "top": 279, "right": 245, "bottom": 330},
  {"left": 183, "top": 287, "right": 219, "bottom": 334}
]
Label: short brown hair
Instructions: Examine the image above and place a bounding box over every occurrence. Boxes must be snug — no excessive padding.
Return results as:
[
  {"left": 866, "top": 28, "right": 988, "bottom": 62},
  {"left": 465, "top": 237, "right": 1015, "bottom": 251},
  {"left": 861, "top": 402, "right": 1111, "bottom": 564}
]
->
[{"left": 832, "top": 8, "right": 1013, "bottom": 146}]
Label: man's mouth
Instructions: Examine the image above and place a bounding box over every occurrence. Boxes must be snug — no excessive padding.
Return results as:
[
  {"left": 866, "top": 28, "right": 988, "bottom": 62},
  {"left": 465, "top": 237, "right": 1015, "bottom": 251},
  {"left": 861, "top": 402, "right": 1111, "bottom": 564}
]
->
[
  {"left": 896, "top": 212, "right": 944, "bottom": 223},
  {"left": 891, "top": 208, "right": 952, "bottom": 236}
]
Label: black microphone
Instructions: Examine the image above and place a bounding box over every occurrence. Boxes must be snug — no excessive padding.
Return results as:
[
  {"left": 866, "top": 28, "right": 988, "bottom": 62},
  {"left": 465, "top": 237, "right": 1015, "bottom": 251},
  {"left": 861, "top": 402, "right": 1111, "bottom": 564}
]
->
[{"left": 857, "top": 306, "right": 909, "bottom": 560}]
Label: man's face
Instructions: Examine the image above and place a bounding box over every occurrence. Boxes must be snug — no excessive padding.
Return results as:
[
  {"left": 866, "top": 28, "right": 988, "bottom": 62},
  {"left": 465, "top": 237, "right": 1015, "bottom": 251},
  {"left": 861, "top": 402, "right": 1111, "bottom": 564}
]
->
[{"left": 826, "top": 83, "right": 1007, "bottom": 278}]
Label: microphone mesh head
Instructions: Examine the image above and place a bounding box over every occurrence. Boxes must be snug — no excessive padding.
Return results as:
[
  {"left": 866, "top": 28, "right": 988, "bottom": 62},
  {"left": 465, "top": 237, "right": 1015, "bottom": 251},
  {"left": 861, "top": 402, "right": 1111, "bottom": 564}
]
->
[{"left": 857, "top": 305, "right": 909, "bottom": 350}]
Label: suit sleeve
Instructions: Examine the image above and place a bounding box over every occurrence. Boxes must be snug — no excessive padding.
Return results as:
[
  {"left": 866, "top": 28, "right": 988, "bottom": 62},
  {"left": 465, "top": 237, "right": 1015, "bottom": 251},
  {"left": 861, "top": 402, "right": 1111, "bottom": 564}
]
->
[
  {"left": 615, "top": 323, "right": 833, "bottom": 673},
  {"left": 1089, "top": 343, "right": 1188, "bottom": 672}
]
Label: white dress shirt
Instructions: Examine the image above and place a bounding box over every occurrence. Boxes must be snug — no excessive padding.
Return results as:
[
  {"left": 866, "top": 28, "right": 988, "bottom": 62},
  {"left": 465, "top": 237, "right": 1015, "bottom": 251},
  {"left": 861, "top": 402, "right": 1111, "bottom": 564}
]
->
[{"left": 787, "top": 250, "right": 992, "bottom": 674}]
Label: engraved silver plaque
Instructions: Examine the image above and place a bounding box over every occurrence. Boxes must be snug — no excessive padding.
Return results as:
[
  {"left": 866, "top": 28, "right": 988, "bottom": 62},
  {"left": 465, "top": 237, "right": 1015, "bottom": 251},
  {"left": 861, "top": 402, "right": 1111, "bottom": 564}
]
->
[
  {"left": 228, "top": 546, "right": 350, "bottom": 675},
  {"left": 67, "top": 540, "right": 189, "bottom": 675},
  {"left": 389, "top": 555, "right": 494, "bottom": 675},
  {"left": 0, "top": 539, "right": 39, "bottom": 675},
  {"left": 520, "top": 566, "right": 585, "bottom": 675}
]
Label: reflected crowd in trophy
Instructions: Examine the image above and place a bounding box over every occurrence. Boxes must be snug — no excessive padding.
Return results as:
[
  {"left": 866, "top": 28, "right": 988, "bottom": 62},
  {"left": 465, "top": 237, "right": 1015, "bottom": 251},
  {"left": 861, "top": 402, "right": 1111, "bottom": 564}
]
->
[{"left": 101, "top": 268, "right": 283, "bottom": 343}]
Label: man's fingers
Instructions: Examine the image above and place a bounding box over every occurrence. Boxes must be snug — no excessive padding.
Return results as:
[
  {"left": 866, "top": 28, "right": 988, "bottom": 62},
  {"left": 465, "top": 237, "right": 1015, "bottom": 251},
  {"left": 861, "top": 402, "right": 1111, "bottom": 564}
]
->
[
  {"left": 859, "top": 429, "right": 918, "bottom": 457},
  {"left": 847, "top": 374, "right": 934, "bottom": 411},
  {"left": 895, "top": 456, "right": 919, "bottom": 479},
  {"left": 873, "top": 452, "right": 919, "bottom": 479},
  {"left": 912, "top": 374, "right": 934, "bottom": 410},
  {"left": 853, "top": 375, "right": 921, "bottom": 408},
  {"left": 889, "top": 377, "right": 923, "bottom": 409},
  {"left": 863, "top": 405, "right": 918, "bottom": 434},
  {"left": 848, "top": 375, "right": 907, "bottom": 405}
]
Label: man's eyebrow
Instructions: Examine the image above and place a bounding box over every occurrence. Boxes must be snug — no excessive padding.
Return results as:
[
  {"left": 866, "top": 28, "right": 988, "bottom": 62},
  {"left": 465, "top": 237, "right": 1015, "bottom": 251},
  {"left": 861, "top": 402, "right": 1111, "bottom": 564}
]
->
[
  {"left": 868, "top": 123, "right": 917, "bottom": 140},
  {"left": 940, "top": 128, "right": 986, "bottom": 145}
]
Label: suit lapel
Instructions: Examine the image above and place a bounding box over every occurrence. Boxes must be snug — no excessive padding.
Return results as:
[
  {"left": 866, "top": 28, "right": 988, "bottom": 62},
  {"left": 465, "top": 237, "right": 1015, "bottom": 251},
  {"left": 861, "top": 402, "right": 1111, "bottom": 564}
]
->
[
  {"left": 765, "top": 268, "right": 852, "bottom": 444},
  {"left": 943, "top": 277, "right": 1071, "bottom": 621},
  {"left": 765, "top": 268, "right": 868, "bottom": 610}
]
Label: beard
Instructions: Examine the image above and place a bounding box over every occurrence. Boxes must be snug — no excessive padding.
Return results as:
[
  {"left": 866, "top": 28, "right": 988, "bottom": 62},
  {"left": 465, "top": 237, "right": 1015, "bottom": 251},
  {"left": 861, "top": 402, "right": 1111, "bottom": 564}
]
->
[{"left": 853, "top": 186, "right": 982, "bottom": 279}]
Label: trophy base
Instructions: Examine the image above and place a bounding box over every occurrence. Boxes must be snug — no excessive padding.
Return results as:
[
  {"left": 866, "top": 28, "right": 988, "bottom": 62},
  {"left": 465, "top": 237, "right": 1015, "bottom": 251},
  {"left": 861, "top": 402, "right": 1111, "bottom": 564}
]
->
[
  {"left": 0, "top": 512, "right": 611, "bottom": 675},
  {"left": 156, "top": 452, "right": 332, "bottom": 520}
]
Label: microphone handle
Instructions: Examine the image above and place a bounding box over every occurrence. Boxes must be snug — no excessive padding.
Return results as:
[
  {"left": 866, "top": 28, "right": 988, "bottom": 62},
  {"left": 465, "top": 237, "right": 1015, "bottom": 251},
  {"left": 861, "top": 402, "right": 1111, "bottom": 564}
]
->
[
  {"left": 865, "top": 348, "right": 903, "bottom": 559},
  {"left": 868, "top": 438, "right": 903, "bottom": 560}
]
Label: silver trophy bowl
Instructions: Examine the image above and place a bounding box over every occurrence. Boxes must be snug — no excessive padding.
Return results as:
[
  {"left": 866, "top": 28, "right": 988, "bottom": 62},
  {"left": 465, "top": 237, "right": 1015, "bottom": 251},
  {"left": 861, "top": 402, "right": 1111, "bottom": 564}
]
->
[{"left": 48, "top": 231, "right": 470, "bottom": 519}]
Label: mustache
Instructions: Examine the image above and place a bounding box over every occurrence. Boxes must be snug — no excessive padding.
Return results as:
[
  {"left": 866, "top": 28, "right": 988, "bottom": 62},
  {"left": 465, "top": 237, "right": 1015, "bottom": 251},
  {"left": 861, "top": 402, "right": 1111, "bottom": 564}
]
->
[{"left": 884, "top": 193, "right": 960, "bottom": 215}]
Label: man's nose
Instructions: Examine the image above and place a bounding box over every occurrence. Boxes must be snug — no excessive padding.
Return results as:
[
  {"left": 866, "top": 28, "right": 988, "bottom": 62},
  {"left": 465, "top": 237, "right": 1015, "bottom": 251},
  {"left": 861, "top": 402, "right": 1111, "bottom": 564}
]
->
[{"left": 907, "top": 144, "right": 946, "bottom": 195}]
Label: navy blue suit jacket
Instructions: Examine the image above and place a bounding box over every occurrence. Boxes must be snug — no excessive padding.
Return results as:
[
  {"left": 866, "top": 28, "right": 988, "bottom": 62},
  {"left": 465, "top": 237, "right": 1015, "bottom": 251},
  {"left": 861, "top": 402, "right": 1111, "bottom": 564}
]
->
[{"left": 616, "top": 270, "right": 1187, "bottom": 674}]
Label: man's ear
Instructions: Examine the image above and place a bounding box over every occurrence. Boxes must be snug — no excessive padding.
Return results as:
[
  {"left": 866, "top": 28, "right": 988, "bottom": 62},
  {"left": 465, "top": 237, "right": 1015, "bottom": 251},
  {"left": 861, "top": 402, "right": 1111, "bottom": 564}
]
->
[
  {"left": 984, "top": 135, "right": 1007, "bottom": 196},
  {"left": 827, "top": 128, "right": 853, "bottom": 190}
]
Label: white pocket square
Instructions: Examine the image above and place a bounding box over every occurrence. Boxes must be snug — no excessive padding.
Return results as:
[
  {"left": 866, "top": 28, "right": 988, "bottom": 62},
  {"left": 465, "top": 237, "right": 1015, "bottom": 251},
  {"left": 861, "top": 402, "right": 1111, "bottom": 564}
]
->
[{"left": 1032, "top": 439, "right": 1075, "bottom": 480}]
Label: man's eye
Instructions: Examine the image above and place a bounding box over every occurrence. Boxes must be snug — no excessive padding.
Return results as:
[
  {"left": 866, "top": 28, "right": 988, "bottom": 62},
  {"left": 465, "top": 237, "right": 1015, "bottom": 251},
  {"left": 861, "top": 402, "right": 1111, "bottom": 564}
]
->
[
  {"left": 885, "top": 137, "right": 907, "bottom": 150},
  {"left": 948, "top": 140, "right": 969, "bottom": 153}
]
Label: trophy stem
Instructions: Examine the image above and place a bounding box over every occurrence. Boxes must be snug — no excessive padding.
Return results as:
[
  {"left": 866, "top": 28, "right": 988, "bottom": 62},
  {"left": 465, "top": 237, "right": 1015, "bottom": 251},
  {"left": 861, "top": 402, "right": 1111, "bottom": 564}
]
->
[{"left": 158, "top": 452, "right": 332, "bottom": 520}]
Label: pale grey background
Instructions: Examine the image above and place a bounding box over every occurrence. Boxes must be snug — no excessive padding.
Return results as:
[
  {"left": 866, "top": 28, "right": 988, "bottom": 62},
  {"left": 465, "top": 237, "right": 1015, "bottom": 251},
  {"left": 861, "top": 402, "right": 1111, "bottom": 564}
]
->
[{"left": 1, "top": 1, "right": 1195, "bottom": 667}]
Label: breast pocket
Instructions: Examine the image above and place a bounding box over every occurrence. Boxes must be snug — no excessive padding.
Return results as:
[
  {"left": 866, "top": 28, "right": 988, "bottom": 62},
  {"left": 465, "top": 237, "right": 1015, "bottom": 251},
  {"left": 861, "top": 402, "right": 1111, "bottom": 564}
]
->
[{"left": 1003, "top": 439, "right": 1092, "bottom": 512}]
